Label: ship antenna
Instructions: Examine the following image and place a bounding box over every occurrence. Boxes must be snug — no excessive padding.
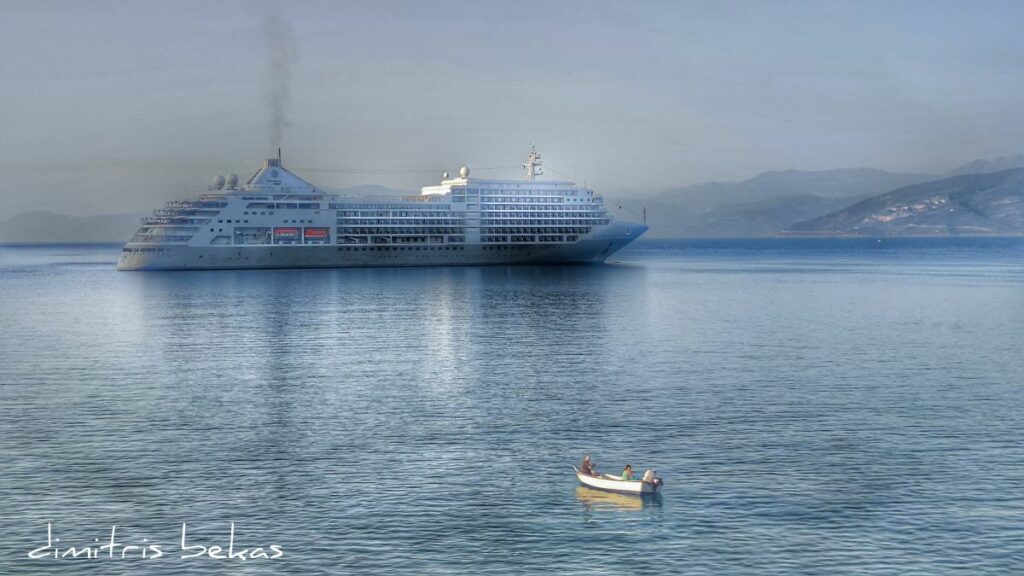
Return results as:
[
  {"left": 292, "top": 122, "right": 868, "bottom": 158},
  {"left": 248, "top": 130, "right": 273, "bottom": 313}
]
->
[
  {"left": 278, "top": 147, "right": 282, "bottom": 162},
  {"left": 523, "top": 144, "right": 543, "bottom": 181}
]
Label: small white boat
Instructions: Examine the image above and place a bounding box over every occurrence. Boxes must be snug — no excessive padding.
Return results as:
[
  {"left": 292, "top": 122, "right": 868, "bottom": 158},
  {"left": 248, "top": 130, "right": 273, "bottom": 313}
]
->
[{"left": 573, "top": 465, "right": 663, "bottom": 495}]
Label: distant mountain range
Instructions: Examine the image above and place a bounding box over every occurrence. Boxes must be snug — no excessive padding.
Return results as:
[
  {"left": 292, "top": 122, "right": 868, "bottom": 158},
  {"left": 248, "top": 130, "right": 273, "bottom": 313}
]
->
[
  {"left": 613, "top": 168, "right": 938, "bottom": 237},
  {"left": 4, "top": 155, "right": 1024, "bottom": 242},
  {"left": 0, "top": 211, "right": 144, "bottom": 243},
  {"left": 946, "top": 153, "right": 1024, "bottom": 177},
  {"left": 787, "top": 168, "right": 1024, "bottom": 236},
  {"left": 613, "top": 154, "right": 1024, "bottom": 237}
]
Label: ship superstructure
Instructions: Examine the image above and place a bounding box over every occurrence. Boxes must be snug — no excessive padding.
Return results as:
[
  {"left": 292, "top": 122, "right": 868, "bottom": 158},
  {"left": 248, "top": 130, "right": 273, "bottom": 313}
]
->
[{"left": 117, "top": 148, "right": 646, "bottom": 270}]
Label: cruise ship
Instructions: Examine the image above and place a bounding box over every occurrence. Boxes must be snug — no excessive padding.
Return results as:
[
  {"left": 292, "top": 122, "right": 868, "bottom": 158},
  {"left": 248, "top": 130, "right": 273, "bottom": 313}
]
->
[{"left": 117, "top": 148, "right": 647, "bottom": 270}]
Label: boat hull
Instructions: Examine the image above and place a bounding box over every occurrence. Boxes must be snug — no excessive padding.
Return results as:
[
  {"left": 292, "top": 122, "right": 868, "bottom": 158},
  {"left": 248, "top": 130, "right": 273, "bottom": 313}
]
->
[{"left": 574, "top": 467, "right": 661, "bottom": 495}]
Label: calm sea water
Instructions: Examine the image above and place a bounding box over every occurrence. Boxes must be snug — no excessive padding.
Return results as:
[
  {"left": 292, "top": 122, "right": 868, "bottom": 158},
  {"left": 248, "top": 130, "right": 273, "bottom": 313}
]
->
[{"left": 0, "top": 238, "right": 1022, "bottom": 575}]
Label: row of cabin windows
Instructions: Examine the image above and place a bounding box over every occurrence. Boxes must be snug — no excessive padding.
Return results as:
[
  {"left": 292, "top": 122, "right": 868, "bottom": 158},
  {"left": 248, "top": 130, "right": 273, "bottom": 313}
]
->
[
  {"left": 219, "top": 217, "right": 312, "bottom": 224},
  {"left": 336, "top": 218, "right": 465, "bottom": 225},
  {"left": 328, "top": 203, "right": 447, "bottom": 210},
  {"left": 480, "top": 217, "right": 603, "bottom": 223},
  {"left": 473, "top": 188, "right": 578, "bottom": 194},
  {"left": 245, "top": 203, "right": 320, "bottom": 210},
  {"left": 337, "top": 246, "right": 466, "bottom": 252},
  {"left": 481, "top": 227, "right": 595, "bottom": 234},
  {"left": 481, "top": 235, "right": 573, "bottom": 243},
  {"left": 484, "top": 208, "right": 606, "bottom": 214},
  {"left": 337, "top": 210, "right": 461, "bottom": 218},
  {"left": 337, "top": 225, "right": 462, "bottom": 231}
]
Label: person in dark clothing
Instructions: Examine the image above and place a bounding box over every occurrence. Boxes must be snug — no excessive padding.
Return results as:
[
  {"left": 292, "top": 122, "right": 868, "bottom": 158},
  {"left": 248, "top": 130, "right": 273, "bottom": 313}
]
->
[{"left": 581, "top": 455, "right": 597, "bottom": 476}]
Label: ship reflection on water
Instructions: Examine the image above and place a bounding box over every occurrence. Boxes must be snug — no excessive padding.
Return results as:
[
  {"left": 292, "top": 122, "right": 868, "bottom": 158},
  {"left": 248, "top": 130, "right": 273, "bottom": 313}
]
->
[{"left": 575, "top": 486, "right": 662, "bottom": 512}]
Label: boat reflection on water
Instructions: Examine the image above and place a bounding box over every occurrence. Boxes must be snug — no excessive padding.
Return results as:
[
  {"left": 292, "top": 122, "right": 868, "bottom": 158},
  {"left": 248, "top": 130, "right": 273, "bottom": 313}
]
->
[{"left": 575, "top": 486, "right": 662, "bottom": 512}]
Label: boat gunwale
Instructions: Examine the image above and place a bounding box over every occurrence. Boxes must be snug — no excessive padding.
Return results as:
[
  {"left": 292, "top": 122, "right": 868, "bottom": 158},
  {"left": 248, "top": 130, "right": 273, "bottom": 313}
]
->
[{"left": 573, "top": 465, "right": 660, "bottom": 495}]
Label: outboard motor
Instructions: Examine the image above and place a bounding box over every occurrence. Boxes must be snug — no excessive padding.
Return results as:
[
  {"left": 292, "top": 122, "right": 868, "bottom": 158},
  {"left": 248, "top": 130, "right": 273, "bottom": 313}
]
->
[{"left": 643, "top": 469, "right": 664, "bottom": 488}]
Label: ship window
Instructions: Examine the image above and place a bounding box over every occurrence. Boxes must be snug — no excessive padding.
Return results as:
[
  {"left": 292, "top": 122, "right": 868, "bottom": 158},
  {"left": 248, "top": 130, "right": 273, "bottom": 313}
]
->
[{"left": 218, "top": 220, "right": 223, "bottom": 223}]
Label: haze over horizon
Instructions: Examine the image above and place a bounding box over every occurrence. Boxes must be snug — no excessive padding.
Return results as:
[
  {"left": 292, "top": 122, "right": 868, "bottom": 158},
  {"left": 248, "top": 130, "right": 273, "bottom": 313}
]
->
[{"left": 2, "top": 0, "right": 1023, "bottom": 217}]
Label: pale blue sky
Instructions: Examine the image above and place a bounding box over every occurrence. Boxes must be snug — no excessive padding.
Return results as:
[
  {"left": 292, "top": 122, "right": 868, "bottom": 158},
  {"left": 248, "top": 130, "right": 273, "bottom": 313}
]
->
[{"left": 2, "top": 0, "right": 1023, "bottom": 215}]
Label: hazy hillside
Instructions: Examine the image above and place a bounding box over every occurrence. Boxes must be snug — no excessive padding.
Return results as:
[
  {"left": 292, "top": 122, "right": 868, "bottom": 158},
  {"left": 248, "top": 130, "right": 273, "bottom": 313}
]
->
[
  {"left": 656, "top": 168, "right": 936, "bottom": 210},
  {"left": 787, "top": 168, "right": 1024, "bottom": 236},
  {"left": 0, "top": 211, "right": 144, "bottom": 243},
  {"left": 611, "top": 194, "right": 867, "bottom": 238},
  {"left": 613, "top": 168, "right": 936, "bottom": 237},
  {"left": 947, "top": 153, "right": 1024, "bottom": 177}
]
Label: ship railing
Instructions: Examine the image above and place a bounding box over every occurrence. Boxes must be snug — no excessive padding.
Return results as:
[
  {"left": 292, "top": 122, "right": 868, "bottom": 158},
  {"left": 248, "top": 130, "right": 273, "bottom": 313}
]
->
[
  {"left": 153, "top": 208, "right": 190, "bottom": 217},
  {"left": 165, "top": 200, "right": 226, "bottom": 209},
  {"left": 326, "top": 194, "right": 447, "bottom": 205},
  {"left": 163, "top": 203, "right": 218, "bottom": 211},
  {"left": 143, "top": 217, "right": 211, "bottom": 225},
  {"left": 129, "top": 234, "right": 193, "bottom": 244}
]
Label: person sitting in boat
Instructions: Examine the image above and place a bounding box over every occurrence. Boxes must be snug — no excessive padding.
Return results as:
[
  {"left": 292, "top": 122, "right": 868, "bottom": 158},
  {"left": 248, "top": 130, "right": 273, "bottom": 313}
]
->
[
  {"left": 581, "top": 455, "right": 597, "bottom": 476},
  {"left": 620, "top": 464, "right": 636, "bottom": 481}
]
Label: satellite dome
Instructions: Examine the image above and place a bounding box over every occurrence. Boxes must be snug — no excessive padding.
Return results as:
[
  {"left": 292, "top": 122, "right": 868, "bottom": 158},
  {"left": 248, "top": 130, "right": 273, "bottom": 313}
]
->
[
  {"left": 226, "top": 173, "right": 238, "bottom": 188},
  {"left": 212, "top": 175, "right": 225, "bottom": 189},
  {"left": 443, "top": 171, "right": 450, "bottom": 179},
  {"left": 459, "top": 166, "right": 470, "bottom": 178}
]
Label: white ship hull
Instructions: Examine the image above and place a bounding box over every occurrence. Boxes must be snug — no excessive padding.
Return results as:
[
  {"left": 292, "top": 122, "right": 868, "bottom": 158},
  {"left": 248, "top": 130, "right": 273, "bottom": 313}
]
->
[{"left": 118, "top": 222, "right": 646, "bottom": 271}]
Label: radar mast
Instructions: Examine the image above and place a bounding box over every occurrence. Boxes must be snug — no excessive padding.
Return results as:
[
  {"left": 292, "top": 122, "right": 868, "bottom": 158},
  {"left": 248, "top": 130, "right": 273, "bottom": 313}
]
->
[{"left": 523, "top": 145, "right": 543, "bottom": 181}]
